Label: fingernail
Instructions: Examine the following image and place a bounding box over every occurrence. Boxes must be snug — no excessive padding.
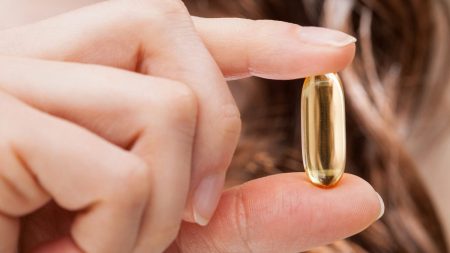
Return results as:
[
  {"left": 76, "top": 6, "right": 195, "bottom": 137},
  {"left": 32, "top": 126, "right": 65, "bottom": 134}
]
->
[
  {"left": 193, "top": 173, "right": 225, "bottom": 226},
  {"left": 299, "top": 26, "right": 357, "bottom": 47},
  {"left": 376, "top": 192, "right": 385, "bottom": 220}
]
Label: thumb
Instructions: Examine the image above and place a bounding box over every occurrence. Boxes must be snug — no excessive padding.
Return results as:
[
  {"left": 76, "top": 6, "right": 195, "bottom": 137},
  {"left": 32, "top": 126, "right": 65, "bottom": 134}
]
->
[{"left": 172, "top": 173, "right": 384, "bottom": 253}]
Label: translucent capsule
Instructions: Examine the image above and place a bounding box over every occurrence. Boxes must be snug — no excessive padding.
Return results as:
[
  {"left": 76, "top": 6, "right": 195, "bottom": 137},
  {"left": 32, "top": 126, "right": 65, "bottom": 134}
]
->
[{"left": 301, "top": 73, "right": 346, "bottom": 187}]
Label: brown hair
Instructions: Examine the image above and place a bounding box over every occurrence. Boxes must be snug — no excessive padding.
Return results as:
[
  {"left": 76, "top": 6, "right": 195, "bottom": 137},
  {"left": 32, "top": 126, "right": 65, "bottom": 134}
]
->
[{"left": 187, "top": 0, "right": 450, "bottom": 252}]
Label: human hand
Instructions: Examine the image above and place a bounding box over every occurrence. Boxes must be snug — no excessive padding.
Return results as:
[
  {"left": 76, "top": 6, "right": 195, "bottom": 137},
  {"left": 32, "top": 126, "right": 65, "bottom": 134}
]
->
[
  {"left": 0, "top": 0, "right": 374, "bottom": 252},
  {"left": 31, "top": 174, "right": 383, "bottom": 253},
  {"left": 0, "top": 55, "right": 201, "bottom": 253}
]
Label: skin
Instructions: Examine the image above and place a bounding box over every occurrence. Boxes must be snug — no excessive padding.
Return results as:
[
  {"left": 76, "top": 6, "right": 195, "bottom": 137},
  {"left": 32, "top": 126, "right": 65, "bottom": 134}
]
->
[{"left": 0, "top": 0, "right": 384, "bottom": 252}]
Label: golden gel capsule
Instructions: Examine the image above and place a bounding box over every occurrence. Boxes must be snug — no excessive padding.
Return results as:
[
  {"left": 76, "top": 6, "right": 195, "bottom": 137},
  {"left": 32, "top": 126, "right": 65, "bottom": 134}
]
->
[{"left": 301, "top": 73, "right": 346, "bottom": 187}]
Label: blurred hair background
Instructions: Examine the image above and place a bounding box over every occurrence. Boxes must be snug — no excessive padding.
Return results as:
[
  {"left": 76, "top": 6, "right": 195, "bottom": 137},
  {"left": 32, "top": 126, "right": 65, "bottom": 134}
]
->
[{"left": 186, "top": 0, "right": 450, "bottom": 252}]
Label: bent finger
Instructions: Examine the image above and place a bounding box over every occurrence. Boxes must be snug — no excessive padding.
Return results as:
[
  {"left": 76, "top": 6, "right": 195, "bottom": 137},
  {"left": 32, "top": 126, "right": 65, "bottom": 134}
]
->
[
  {"left": 0, "top": 55, "right": 197, "bottom": 252},
  {"left": 173, "top": 173, "right": 383, "bottom": 253},
  {"left": 0, "top": 92, "right": 149, "bottom": 253},
  {"left": 0, "top": 0, "right": 239, "bottom": 226}
]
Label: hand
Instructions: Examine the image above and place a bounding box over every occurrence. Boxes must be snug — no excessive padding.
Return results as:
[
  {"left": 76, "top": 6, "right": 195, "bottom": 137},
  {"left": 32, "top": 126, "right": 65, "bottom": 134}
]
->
[
  {"left": 0, "top": 0, "right": 356, "bottom": 223},
  {"left": 170, "top": 174, "right": 383, "bottom": 253},
  {"left": 0, "top": 55, "right": 200, "bottom": 253},
  {"left": 0, "top": 0, "right": 369, "bottom": 252},
  {"left": 31, "top": 174, "right": 383, "bottom": 253}
]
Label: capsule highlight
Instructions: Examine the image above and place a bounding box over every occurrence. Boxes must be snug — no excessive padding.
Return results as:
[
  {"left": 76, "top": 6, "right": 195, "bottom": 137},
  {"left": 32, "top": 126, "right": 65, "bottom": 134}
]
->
[{"left": 301, "top": 73, "right": 346, "bottom": 187}]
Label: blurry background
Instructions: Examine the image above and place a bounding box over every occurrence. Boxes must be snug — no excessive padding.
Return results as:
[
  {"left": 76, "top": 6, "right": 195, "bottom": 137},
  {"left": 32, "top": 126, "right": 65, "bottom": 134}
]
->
[{"left": 186, "top": 2, "right": 450, "bottom": 252}]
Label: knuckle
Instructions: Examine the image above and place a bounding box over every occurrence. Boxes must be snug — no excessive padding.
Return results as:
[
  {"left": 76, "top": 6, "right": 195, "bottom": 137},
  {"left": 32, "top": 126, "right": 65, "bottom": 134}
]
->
[
  {"left": 109, "top": 155, "right": 150, "bottom": 207},
  {"left": 199, "top": 104, "right": 241, "bottom": 171},
  {"left": 220, "top": 104, "right": 242, "bottom": 136},
  {"left": 118, "top": 0, "right": 189, "bottom": 26},
  {"left": 131, "top": 78, "right": 198, "bottom": 141},
  {"left": 151, "top": 0, "right": 188, "bottom": 16},
  {"left": 0, "top": 145, "right": 49, "bottom": 217},
  {"left": 164, "top": 82, "right": 198, "bottom": 116},
  {"left": 157, "top": 81, "right": 198, "bottom": 127}
]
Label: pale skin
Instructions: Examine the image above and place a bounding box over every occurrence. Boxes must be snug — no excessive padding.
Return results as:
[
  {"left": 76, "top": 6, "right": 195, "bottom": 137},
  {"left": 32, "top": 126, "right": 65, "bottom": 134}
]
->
[{"left": 0, "top": 0, "right": 386, "bottom": 252}]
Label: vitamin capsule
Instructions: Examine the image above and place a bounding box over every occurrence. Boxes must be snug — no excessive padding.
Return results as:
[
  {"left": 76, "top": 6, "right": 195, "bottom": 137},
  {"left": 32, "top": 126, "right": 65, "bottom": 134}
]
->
[{"left": 301, "top": 73, "right": 346, "bottom": 187}]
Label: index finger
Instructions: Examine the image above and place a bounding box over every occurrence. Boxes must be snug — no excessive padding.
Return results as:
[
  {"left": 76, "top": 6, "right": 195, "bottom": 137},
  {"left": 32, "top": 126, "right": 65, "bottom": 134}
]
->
[
  {"left": 0, "top": 2, "right": 356, "bottom": 226},
  {"left": 193, "top": 17, "right": 356, "bottom": 80},
  {"left": 0, "top": 15, "right": 355, "bottom": 80},
  {"left": 172, "top": 173, "right": 383, "bottom": 253}
]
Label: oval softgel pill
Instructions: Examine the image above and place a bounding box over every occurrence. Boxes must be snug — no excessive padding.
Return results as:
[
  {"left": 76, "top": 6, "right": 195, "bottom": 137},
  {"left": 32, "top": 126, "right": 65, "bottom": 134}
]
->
[{"left": 301, "top": 73, "right": 346, "bottom": 187}]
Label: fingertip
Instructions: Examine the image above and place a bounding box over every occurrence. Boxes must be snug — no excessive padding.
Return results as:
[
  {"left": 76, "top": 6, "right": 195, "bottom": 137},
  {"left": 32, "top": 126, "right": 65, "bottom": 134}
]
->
[
  {"left": 336, "top": 42, "right": 356, "bottom": 71},
  {"left": 328, "top": 173, "right": 383, "bottom": 225},
  {"left": 247, "top": 24, "right": 357, "bottom": 80}
]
